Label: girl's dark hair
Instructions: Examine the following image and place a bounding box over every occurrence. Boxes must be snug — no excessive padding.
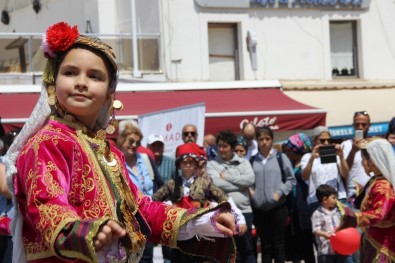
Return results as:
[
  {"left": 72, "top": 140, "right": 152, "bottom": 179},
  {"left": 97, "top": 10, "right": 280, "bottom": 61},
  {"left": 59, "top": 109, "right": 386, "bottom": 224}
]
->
[
  {"left": 216, "top": 129, "right": 238, "bottom": 149},
  {"left": 54, "top": 44, "right": 117, "bottom": 91},
  {"left": 256, "top": 126, "right": 273, "bottom": 139},
  {"left": 315, "top": 184, "right": 337, "bottom": 202}
]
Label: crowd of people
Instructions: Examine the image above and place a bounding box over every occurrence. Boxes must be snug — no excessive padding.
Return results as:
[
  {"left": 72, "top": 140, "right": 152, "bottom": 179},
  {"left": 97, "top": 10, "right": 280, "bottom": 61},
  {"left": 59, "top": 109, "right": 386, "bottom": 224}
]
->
[{"left": 0, "top": 21, "right": 395, "bottom": 263}]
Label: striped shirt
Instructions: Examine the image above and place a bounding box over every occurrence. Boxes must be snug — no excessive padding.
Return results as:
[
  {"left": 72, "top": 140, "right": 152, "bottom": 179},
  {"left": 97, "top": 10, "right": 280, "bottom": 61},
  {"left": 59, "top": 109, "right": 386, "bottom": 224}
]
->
[{"left": 157, "top": 155, "right": 176, "bottom": 183}]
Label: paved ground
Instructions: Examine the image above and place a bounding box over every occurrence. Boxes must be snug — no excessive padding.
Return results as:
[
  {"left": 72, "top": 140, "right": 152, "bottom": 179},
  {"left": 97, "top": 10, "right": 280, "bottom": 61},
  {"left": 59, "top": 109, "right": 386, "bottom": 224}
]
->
[
  {"left": 153, "top": 245, "right": 268, "bottom": 263},
  {"left": 153, "top": 244, "right": 314, "bottom": 262}
]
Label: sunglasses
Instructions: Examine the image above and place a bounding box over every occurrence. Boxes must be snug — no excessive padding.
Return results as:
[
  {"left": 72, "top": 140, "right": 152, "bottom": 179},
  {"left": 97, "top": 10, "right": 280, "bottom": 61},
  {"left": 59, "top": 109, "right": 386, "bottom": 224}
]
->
[
  {"left": 319, "top": 138, "right": 331, "bottom": 144},
  {"left": 183, "top": 131, "right": 197, "bottom": 137},
  {"left": 127, "top": 139, "right": 141, "bottom": 147},
  {"left": 354, "top": 111, "right": 369, "bottom": 117}
]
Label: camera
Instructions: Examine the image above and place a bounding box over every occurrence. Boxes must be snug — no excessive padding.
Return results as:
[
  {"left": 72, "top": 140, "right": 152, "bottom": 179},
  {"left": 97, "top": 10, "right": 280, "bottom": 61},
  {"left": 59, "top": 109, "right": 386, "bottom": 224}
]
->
[{"left": 318, "top": 145, "right": 337, "bottom": 164}]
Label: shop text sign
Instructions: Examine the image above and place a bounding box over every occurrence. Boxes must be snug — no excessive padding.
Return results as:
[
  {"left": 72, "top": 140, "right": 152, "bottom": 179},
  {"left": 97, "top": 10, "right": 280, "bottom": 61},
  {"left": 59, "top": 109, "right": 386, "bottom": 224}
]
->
[
  {"left": 195, "top": 0, "right": 370, "bottom": 9},
  {"left": 251, "top": 0, "right": 364, "bottom": 8},
  {"left": 240, "top": 116, "right": 279, "bottom": 130}
]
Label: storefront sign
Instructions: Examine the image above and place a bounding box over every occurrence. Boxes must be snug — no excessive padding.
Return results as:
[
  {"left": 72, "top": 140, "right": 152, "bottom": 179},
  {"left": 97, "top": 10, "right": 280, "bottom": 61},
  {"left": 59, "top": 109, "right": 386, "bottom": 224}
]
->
[
  {"left": 240, "top": 116, "right": 279, "bottom": 130},
  {"left": 329, "top": 122, "right": 388, "bottom": 140},
  {"left": 195, "top": 0, "right": 370, "bottom": 9},
  {"left": 251, "top": 0, "right": 365, "bottom": 8},
  {"left": 204, "top": 112, "right": 325, "bottom": 135}
]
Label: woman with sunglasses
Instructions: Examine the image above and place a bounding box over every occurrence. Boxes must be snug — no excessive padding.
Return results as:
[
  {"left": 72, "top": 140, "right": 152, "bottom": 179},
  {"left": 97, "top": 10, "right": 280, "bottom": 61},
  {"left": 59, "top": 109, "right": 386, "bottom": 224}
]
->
[
  {"left": 116, "top": 123, "right": 164, "bottom": 262},
  {"left": 301, "top": 126, "right": 349, "bottom": 215}
]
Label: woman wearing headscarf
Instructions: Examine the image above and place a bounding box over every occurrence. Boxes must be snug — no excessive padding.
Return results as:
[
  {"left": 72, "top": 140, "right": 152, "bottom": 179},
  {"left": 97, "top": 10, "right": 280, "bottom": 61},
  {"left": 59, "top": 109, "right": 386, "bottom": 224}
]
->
[
  {"left": 234, "top": 136, "right": 248, "bottom": 158},
  {"left": 282, "top": 133, "right": 315, "bottom": 263},
  {"left": 340, "top": 138, "right": 395, "bottom": 262}
]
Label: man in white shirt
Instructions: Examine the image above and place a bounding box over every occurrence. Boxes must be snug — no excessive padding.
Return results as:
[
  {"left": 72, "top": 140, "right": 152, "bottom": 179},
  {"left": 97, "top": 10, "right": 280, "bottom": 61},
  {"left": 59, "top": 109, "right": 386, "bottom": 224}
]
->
[
  {"left": 341, "top": 111, "right": 371, "bottom": 199},
  {"left": 242, "top": 122, "right": 258, "bottom": 159}
]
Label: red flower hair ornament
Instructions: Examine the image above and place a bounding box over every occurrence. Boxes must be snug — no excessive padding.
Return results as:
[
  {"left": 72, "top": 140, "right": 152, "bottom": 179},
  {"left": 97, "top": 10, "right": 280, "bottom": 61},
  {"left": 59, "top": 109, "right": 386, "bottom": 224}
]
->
[{"left": 42, "top": 22, "right": 79, "bottom": 59}]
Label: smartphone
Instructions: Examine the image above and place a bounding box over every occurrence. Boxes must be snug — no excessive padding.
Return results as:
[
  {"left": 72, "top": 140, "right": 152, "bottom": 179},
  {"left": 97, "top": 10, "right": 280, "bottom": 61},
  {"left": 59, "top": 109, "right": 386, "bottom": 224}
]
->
[{"left": 355, "top": 130, "right": 364, "bottom": 140}]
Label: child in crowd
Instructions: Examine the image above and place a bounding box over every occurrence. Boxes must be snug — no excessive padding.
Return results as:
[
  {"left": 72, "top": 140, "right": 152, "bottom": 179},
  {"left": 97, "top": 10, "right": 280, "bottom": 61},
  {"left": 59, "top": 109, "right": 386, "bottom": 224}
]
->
[
  {"left": 312, "top": 184, "right": 348, "bottom": 263},
  {"left": 153, "top": 142, "right": 245, "bottom": 262}
]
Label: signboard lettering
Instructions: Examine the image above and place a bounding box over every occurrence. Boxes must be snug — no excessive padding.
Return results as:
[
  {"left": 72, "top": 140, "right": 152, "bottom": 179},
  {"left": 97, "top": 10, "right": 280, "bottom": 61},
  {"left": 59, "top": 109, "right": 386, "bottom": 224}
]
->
[
  {"left": 195, "top": 0, "right": 369, "bottom": 9},
  {"left": 240, "top": 116, "right": 279, "bottom": 130}
]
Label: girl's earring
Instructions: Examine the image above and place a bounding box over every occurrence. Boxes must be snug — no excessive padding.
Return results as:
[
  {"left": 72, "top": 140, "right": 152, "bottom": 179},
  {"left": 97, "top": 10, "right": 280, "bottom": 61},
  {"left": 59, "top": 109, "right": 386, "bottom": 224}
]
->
[
  {"left": 105, "top": 99, "right": 123, "bottom": 134},
  {"left": 47, "top": 85, "right": 57, "bottom": 106},
  {"left": 113, "top": 99, "right": 123, "bottom": 111}
]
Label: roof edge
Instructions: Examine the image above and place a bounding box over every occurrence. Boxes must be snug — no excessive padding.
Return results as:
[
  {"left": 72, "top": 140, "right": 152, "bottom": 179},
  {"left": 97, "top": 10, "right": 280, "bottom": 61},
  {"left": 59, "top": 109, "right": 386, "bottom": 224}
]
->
[
  {"left": 281, "top": 79, "right": 395, "bottom": 91},
  {"left": 0, "top": 80, "right": 282, "bottom": 94}
]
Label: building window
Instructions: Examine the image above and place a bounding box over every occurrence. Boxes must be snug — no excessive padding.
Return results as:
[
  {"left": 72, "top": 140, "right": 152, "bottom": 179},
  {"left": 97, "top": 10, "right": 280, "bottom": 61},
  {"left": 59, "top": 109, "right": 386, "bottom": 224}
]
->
[
  {"left": 208, "top": 23, "right": 239, "bottom": 81},
  {"left": 330, "top": 21, "right": 358, "bottom": 78}
]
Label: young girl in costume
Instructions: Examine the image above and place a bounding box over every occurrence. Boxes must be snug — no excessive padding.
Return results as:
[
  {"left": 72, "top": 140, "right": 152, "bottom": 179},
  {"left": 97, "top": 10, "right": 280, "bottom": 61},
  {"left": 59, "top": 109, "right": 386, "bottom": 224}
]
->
[
  {"left": 340, "top": 138, "right": 395, "bottom": 262},
  {"left": 4, "top": 22, "right": 237, "bottom": 263},
  {"left": 153, "top": 142, "right": 246, "bottom": 262}
]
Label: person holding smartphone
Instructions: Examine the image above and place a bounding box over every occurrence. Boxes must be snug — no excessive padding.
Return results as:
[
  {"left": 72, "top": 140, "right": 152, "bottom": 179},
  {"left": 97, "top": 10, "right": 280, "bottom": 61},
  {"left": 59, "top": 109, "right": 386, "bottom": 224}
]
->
[
  {"left": 301, "top": 126, "right": 349, "bottom": 215},
  {"left": 341, "top": 111, "right": 372, "bottom": 204}
]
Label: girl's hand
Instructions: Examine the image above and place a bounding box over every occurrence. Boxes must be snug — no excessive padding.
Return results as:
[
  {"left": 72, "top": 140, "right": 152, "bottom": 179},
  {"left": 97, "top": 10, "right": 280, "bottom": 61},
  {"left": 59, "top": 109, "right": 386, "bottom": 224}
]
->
[
  {"left": 238, "top": 224, "right": 247, "bottom": 235},
  {"left": 94, "top": 220, "right": 127, "bottom": 251},
  {"left": 214, "top": 211, "right": 236, "bottom": 236}
]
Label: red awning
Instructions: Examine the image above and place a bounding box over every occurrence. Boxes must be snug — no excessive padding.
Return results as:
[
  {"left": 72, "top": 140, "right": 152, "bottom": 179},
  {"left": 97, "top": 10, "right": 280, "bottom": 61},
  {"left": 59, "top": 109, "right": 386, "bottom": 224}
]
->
[{"left": 0, "top": 87, "right": 326, "bottom": 135}]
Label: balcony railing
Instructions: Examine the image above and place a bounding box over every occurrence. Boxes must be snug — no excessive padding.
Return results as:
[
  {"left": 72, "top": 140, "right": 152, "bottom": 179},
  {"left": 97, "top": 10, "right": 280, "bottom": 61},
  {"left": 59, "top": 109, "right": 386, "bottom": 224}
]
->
[{"left": 0, "top": 32, "right": 162, "bottom": 84}]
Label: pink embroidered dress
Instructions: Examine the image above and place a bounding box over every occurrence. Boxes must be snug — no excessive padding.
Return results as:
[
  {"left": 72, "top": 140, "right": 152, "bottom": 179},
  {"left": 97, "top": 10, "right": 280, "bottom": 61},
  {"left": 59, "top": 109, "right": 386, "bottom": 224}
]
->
[{"left": 14, "top": 117, "right": 235, "bottom": 263}]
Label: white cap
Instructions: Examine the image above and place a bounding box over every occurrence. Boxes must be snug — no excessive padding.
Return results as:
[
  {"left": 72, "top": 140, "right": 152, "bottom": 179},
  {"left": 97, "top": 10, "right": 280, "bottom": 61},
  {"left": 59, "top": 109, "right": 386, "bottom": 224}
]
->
[{"left": 147, "top": 134, "right": 164, "bottom": 145}]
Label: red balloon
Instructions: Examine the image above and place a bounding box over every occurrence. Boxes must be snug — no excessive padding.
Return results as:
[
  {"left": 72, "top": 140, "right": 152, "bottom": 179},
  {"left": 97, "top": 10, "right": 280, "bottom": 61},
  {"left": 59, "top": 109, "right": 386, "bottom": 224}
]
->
[{"left": 330, "top": 227, "right": 361, "bottom": 255}]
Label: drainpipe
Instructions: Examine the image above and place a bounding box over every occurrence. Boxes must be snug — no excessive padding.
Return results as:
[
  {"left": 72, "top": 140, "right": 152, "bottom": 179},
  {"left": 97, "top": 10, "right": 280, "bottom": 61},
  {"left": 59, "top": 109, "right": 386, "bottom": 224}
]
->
[{"left": 131, "top": 0, "right": 141, "bottom": 77}]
